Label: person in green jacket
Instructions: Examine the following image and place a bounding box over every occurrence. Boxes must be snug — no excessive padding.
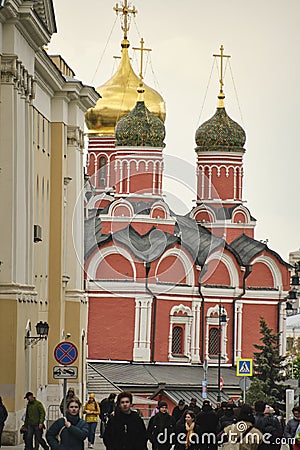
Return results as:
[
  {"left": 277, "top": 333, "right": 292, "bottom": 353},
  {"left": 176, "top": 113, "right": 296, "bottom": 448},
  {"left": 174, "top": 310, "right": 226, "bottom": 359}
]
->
[{"left": 24, "top": 392, "right": 49, "bottom": 450}]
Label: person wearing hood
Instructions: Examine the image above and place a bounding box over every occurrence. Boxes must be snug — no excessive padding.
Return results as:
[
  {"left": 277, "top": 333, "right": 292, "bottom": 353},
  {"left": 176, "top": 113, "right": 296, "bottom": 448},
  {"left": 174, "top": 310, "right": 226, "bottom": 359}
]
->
[
  {"left": 103, "top": 391, "right": 147, "bottom": 450},
  {"left": 284, "top": 406, "right": 300, "bottom": 450},
  {"left": 46, "top": 398, "right": 88, "bottom": 450},
  {"left": 147, "top": 401, "right": 176, "bottom": 450},
  {"left": 218, "top": 403, "right": 237, "bottom": 433},
  {"left": 59, "top": 388, "right": 78, "bottom": 415}
]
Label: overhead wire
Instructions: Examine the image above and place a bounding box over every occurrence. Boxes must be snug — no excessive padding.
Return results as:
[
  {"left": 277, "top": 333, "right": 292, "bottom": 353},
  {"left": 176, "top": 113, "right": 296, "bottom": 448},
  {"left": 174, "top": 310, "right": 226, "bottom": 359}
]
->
[
  {"left": 228, "top": 60, "right": 244, "bottom": 126},
  {"left": 90, "top": 15, "right": 118, "bottom": 85},
  {"left": 195, "top": 58, "right": 216, "bottom": 128}
]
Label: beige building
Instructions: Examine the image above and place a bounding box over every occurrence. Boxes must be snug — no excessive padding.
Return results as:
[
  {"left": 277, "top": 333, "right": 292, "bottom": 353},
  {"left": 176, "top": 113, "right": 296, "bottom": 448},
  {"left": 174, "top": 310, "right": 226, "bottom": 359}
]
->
[{"left": 0, "top": 0, "right": 99, "bottom": 444}]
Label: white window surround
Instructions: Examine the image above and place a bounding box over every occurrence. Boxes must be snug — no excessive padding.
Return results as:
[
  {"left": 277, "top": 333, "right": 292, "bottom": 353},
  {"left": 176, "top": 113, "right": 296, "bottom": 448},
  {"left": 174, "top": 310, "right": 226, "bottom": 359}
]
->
[
  {"left": 205, "top": 304, "right": 229, "bottom": 363},
  {"left": 87, "top": 245, "right": 136, "bottom": 281},
  {"left": 168, "top": 304, "right": 192, "bottom": 362}
]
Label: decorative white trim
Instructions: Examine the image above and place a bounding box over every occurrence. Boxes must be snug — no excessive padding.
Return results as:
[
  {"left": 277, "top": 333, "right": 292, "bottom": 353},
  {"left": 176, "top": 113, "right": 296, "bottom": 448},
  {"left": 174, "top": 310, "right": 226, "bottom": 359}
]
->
[
  {"left": 87, "top": 246, "right": 136, "bottom": 281},
  {"left": 250, "top": 255, "right": 283, "bottom": 289},
  {"left": 133, "top": 296, "right": 152, "bottom": 362},
  {"left": 108, "top": 198, "right": 134, "bottom": 217},
  {"left": 168, "top": 304, "right": 192, "bottom": 362},
  {"left": 231, "top": 205, "right": 251, "bottom": 224},
  {"left": 205, "top": 305, "right": 229, "bottom": 363},
  {"left": 206, "top": 251, "right": 239, "bottom": 287},
  {"left": 190, "top": 300, "right": 201, "bottom": 363},
  {"left": 156, "top": 248, "right": 195, "bottom": 286}
]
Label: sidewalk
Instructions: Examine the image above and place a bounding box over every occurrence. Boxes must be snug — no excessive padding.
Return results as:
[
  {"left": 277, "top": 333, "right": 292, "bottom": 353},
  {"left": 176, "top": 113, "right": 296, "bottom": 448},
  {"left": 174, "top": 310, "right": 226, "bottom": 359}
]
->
[{"left": 2, "top": 434, "right": 106, "bottom": 449}]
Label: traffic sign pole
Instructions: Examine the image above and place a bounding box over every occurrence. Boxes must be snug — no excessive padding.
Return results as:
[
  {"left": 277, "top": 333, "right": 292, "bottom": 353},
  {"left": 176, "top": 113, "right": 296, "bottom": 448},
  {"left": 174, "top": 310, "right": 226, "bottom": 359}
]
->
[{"left": 63, "top": 378, "right": 67, "bottom": 416}]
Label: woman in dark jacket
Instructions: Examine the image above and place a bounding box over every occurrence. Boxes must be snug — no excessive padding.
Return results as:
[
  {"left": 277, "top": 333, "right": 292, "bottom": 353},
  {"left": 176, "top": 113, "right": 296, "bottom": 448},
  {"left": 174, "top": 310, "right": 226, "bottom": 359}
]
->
[
  {"left": 175, "top": 410, "right": 200, "bottom": 450},
  {"left": 46, "top": 399, "right": 88, "bottom": 450}
]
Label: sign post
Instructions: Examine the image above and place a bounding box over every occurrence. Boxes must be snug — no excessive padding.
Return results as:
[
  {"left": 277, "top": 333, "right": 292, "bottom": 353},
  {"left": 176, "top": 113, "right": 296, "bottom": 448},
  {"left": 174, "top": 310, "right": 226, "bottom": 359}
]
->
[
  {"left": 202, "top": 359, "right": 208, "bottom": 399},
  {"left": 54, "top": 341, "right": 78, "bottom": 415},
  {"left": 236, "top": 358, "right": 252, "bottom": 402}
]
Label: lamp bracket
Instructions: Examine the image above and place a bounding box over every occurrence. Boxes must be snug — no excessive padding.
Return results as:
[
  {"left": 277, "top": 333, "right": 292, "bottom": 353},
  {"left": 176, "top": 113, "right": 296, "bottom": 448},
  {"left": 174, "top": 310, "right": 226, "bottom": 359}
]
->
[{"left": 25, "top": 336, "right": 47, "bottom": 349}]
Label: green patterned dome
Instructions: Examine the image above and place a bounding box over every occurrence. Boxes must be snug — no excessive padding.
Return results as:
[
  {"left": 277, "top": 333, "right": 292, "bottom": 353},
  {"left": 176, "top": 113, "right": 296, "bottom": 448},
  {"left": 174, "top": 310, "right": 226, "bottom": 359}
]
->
[
  {"left": 115, "top": 101, "right": 165, "bottom": 147},
  {"left": 195, "top": 107, "right": 246, "bottom": 151}
]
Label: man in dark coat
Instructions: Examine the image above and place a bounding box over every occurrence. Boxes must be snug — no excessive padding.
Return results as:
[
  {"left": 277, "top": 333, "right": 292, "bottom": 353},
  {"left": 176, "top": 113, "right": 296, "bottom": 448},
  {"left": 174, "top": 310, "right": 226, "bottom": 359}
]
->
[
  {"left": 103, "top": 391, "right": 147, "bottom": 450},
  {"left": 24, "top": 392, "right": 49, "bottom": 450},
  {"left": 188, "top": 398, "right": 201, "bottom": 416},
  {"left": 196, "top": 400, "right": 218, "bottom": 450},
  {"left": 147, "top": 401, "right": 176, "bottom": 450},
  {"left": 99, "top": 393, "right": 116, "bottom": 437},
  {"left": 172, "top": 400, "right": 187, "bottom": 423},
  {"left": 254, "top": 400, "right": 282, "bottom": 450}
]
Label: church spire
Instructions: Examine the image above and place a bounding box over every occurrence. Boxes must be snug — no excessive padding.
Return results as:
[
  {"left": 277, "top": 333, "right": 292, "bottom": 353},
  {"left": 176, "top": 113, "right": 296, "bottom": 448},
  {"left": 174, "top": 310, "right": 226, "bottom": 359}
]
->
[
  {"left": 213, "top": 45, "right": 231, "bottom": 108},
  {"left": 133, "top": 37, "right": 152, "bottom": 99},
  {"left": 114, "top": 0, "right": 137, "bottom": 42}
]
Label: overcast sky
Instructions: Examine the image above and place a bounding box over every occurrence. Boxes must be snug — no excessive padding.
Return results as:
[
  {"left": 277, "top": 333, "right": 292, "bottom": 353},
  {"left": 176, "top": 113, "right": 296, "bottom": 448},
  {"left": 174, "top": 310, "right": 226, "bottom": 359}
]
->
[{"left": 48, "top": 0, "right": 300, "bottom": 262}]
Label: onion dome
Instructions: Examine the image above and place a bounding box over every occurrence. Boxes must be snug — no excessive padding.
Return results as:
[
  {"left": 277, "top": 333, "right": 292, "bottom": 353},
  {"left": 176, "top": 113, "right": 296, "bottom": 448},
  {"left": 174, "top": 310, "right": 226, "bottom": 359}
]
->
[
  {"left": 195, "top": 107, "right": 246, "bottom": 151},
  {"left": 85, "top": 40, "right": 166, "bottom": 136},
  {"left": 115, "top": 99, "right": 165, "bottom": 147}
]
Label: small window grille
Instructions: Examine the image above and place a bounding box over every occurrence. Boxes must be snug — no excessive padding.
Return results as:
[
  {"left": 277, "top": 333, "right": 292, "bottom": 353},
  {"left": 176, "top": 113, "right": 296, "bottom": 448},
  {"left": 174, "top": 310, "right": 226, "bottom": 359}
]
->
[
  {"left": 172, "top": 326, "right": 183, "bottom": 354},
  {"left": 209, "top": 327, "right": 219, "bottom": 356}
]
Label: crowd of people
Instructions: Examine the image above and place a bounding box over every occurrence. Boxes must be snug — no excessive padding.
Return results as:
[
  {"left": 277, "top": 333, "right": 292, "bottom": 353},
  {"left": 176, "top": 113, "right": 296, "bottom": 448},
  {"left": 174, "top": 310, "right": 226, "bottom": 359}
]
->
[{"left": 0, "top": 390, "right": 300, "bottom": 449}]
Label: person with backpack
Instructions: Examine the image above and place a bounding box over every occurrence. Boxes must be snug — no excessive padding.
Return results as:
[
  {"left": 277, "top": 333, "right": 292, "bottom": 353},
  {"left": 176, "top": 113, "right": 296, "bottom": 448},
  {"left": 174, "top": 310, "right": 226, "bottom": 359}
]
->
[{"left": 254, "top": 400, "right": 282, "bottom": 450}]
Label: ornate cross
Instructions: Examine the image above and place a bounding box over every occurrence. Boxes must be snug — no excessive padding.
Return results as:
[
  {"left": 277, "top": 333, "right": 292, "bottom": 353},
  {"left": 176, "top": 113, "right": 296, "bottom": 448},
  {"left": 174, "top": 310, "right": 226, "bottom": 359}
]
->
[
  {"left": 114, "top": 0, "right": 137, "bottom": 40},
  {"left": 213, "top": 45, "right": 231, "bottom": 106},
  {"left": 133, "top": 38, "right": 152, "bottom": 84}
]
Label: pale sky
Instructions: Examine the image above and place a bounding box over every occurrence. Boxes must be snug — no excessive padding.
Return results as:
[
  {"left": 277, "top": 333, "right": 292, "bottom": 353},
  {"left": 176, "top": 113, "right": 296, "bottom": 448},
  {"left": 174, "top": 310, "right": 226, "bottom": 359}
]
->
[{"left": 48, "top": 0, "right": 300, "bottom": 262}]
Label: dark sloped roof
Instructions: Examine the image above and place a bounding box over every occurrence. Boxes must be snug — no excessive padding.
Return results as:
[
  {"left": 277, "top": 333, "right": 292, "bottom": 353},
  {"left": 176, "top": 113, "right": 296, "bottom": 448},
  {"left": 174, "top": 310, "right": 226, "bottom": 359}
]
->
[
  {"left": 229, "top": 234, "right": 290, "bottom": 267},
  {"left": 87, "top": 361, "right": 239, "bottom": 389}
]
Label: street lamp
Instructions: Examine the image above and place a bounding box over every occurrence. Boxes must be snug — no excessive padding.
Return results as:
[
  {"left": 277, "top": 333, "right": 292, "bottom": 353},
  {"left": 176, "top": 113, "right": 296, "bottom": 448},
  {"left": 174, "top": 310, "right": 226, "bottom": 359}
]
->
[
  {"left": 25, "top": 321, "right": 49, "bottom": 348},
  {"left": 217, "top": 305, "right": 227, "bottom": 403}
]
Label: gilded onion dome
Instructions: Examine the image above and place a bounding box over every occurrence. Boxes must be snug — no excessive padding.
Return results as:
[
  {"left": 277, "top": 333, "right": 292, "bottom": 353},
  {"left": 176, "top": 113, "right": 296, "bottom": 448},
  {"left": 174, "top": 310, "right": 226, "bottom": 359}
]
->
[
  {"left": 195, "top": 107, "right": 246, "bottom": 151},
  {"left": 115, "top": 99, "right": 165, "bottom": 147},
  {"left": 85, "top": 40, "right": 166, "bottom": 135}
]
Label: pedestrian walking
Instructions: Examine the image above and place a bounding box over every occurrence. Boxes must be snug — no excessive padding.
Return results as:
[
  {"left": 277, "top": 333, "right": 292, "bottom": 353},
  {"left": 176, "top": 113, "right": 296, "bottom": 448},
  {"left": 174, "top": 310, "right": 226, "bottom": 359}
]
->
[
  {"left": 172, "top": 400, "right": 187, "bottom": 423},
  {"left": 0, "top": 397, "right": 8, "bottom": 448},
  {"left": 103, "top": 391, "right": 147, "bottom": 450},
  {"left": 83, "top": 393, "right": 100, "bottom": 449},
  {"left": 284, "top": 406, "right": 300, "bottom": 450},
  {"left": 254, "top": 400, "right": 281, "bottom": 450},
  {"left": 23, "top": 392, "right": 49, "bottom": 450},
  {"left": 221, "top": 403, "right": 263, "bottom": 450},
  {"left": 175, "top": 410, "right": 200, "bottom": 450},
  {"left": 188, "top": 398, "right": 201, "bottom": 416},
  {"left": 99, "top": 393, "right": 116, "bottom": 438},
  {"left": 59, "top": 387, "right": 78, "bottom": 415},
  {"left": 147, "top": 401, "right": 176, "bottom": 450},
  {"left": 196, "top": 399, "right": 218, "bottom": 450},
  {"left": 46, "top": 398, "right": 88, "bottom": 450}
]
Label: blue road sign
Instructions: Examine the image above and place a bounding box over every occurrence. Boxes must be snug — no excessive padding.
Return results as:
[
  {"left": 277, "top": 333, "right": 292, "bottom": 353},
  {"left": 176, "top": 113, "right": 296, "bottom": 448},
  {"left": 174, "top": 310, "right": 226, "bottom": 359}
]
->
[
  {"left": 236, "top": 358, "right": 252, "bottom": 376},
  {"left": 54, "top": 341, "right": 78, "bottom": 366}
]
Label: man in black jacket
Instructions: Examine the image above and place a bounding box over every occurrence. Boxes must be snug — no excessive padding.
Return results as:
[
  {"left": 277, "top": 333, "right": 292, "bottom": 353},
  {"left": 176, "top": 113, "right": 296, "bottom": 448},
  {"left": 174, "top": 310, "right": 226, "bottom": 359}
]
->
[
  {"left": 147, "top": 401, "right": 176, "bottom": 450},
  {"left": 171, "top": 400, "right": 187, "bottom": 423},
  {"left": 103, "top": 391, "right": 147, "bottom": 450}
]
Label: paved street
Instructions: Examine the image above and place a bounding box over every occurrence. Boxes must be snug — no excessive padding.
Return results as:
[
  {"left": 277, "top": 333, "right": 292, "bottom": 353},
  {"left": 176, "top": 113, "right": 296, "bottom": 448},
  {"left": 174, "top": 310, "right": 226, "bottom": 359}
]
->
[{"left": 2, "top": 434, "right": 106, "bottom": 449}]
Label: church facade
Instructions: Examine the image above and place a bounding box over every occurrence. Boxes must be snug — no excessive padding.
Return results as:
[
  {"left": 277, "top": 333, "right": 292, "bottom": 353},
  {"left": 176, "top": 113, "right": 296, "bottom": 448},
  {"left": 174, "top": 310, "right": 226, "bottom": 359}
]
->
[{"left": 84, "top": 4, "right": 291, "bottom": 371}]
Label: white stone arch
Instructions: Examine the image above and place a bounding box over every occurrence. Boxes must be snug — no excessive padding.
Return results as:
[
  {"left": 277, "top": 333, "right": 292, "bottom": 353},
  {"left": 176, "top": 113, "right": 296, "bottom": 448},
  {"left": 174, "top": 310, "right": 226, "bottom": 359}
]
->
[
  {"left": 87, "top": 245, "right": 137, "bottom": 281},
  {"left": 155, "top": 248, "right": 195, "bottom": 286},
  {"left": 108, "top": 198, "right": 134, "bottom": 217},
  {"left": 86, "top": 193, "right": 113, "bottom": 209},
  {"left": 190, "top": 205, "right": 217, "bottom": 223},
  {"left": 250, "top": 255, "right": 283, "bottom": 289},
  {"left": 150, "top": 201, "right": 169, "bottom": 219},
  {"left": 206, "top": 251, "right": 239, "bottom": 287},
  {"left": 205, "top": 304, "right": 229, "bottom": 363},
  {"left": 231, "top": 205, "right": 251, "bottom": 223},
  {"left": 169, "top": 304, "right": 193, "bottom": 361}
]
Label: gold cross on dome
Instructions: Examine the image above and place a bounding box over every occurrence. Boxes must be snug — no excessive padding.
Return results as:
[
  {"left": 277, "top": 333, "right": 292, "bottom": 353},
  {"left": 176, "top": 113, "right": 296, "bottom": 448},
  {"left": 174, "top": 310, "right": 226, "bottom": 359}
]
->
[
  {"left": 133, "top": 38, "right": 152, "bottom": 85},
  {"left": 213, "top": 45, "right": 231, "bottom": 107},
  {"left": 114, "top": 0, "right": 137, "bottom": 40}
]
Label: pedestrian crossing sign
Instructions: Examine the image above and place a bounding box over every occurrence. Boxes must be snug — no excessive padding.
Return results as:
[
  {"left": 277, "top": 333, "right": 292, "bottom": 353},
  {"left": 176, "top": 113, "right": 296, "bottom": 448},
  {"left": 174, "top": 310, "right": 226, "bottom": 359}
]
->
[{"left": 236, "top": 358, "right": 252, "bottom": 376}]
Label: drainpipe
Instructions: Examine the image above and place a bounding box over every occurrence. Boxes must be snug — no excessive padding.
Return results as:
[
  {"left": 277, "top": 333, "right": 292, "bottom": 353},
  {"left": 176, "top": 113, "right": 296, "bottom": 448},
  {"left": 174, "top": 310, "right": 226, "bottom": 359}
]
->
[
  {"left": 145, "top": 261, "right": 157, "bottom": 363},
  {"left": 232, "top": 265, "right": 252, "bottom": 367},
  {"left": 198, "top": 264, "right": 208, "bottom": 363}
]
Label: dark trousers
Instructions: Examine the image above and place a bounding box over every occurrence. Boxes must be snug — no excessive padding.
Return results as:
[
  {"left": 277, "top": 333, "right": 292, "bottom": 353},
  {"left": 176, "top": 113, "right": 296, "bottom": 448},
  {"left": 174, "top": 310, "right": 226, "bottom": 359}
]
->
[
  {"left": 88, "top": 422, "right": 97, "bottom": 445},
  {"left": 0, "top": 422, "right": 4, "bottom": 447},
  {"left": 25, "top": 425, "right": 48, "bottom": 450}
]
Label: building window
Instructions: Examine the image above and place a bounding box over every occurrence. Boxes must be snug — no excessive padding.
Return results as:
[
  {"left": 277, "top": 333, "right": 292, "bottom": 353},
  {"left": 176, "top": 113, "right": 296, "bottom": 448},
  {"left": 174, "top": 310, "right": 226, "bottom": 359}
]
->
[
  {"left": 208, "top": 327, "right": 219, "bottom": 356},
  {"left": 172, "top": 326, "right": 183, "bottom": 355},
  {"left": 99, "top": 157, "right": 107, "bottom": 188}
]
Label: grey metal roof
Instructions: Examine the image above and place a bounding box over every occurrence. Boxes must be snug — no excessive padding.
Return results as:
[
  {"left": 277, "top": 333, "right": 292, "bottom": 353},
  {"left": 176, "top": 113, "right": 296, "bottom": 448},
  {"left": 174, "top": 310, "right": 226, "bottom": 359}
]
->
[
  {"left": 230, "top": 234, "right": 290, "bottom": 267},
  {"left": 87, "top": 362, "right": 239, "bottom": 389},
  {"left": 164, "top": 389, "right": 229, "bottom": 407}
]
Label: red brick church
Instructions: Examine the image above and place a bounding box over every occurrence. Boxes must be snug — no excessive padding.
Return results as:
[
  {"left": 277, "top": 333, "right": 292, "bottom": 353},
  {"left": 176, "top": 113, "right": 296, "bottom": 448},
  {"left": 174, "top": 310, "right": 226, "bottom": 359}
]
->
[{"left": 83, "top": 3, "right": 290, "bottom": 395}]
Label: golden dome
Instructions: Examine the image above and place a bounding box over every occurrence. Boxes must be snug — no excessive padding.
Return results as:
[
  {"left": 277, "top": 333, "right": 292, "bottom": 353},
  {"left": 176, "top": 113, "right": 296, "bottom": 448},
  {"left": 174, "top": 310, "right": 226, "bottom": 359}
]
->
[{"left": 85, "top": 40, "right": 166, "bottom": 135}]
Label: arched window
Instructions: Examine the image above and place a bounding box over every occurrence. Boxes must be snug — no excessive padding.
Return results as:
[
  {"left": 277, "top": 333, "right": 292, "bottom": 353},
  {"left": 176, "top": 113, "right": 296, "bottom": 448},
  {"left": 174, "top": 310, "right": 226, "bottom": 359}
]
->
[
  {"left": 208, "top": 327, "right": 219, "bottom": 356},
  {"left": 99, "top": 157, "right": 107, "bottom": 188},
  {"left": 172, "top": 326, "right": 183, "bottom": 355}
]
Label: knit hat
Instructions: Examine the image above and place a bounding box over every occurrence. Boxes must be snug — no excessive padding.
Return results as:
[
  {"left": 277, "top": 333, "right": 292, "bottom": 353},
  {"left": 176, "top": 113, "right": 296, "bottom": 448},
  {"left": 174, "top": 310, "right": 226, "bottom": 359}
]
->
[
  {"left": 89, "top": 393, "right": 95, "bottom": 399},
  {"left": 158, "top": 401, "right": 168, "bottom": 409}
]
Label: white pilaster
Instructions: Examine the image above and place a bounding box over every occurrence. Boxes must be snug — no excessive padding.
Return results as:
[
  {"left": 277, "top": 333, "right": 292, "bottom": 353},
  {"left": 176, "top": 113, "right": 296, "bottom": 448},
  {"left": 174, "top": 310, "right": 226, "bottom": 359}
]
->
[{"left": 133, "top": 296, "right": 152, "bottom": 362}]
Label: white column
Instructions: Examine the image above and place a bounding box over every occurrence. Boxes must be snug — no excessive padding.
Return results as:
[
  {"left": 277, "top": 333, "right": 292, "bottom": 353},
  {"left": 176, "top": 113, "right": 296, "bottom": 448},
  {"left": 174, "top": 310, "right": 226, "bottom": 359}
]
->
[
  {"left": 208, "top": 168, "right": 212, "bottom": 199},
  {"left": 236, "top": 301, "right": 243, "bottom": 360},
  {"left": 126, "top": 161, "right": 130, "bottom": 193},
  {"left": 201, "top": 167, "right": 205, "bottom": 199},
  {"left": 279, "top": 300, "right": 287, "bottom": 355},
  {"left": 233, "top": 167, "right": 237, "bottom": 200},
  {"left": 133, "top": 296, "right": 152, "bottom": 362},
  {"left": 191, "top": 301, "right": 201, "bottom": 363}
]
